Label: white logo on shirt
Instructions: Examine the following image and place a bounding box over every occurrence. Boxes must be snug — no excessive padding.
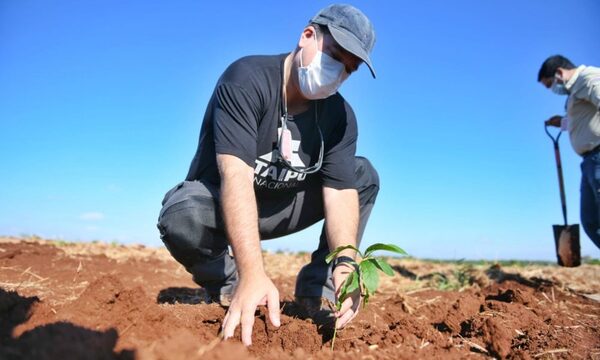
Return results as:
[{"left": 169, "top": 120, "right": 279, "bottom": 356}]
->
[{"left": 253, "top": 127, "right": 308, "bottom": 189}]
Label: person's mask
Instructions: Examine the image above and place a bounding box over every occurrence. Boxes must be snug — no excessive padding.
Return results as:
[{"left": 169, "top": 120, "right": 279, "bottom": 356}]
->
[
  {"left": 297, "top": 32, "right": 349, "bottom": 100},
  {"left": 551, "top": 75, "right": 569, "bottom": 96}
]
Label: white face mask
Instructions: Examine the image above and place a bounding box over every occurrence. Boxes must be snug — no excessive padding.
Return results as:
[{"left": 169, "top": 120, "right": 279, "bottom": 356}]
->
[
  {"left": 297, "top": 32, "right": 349, "bottom": 100},
  {"left": 551, "top": 76, "right": 569, "bottom": 96}
]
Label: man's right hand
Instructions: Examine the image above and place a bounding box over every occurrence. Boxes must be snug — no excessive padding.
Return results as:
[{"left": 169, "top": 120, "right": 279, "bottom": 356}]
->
[
  {"left": 217, "top": 154, "right": 280, "bottom": 346},
  {"left": 545, "top": 115, "right": 563, "bottom": 127},
  {"left": 332, "top": 263, "right": 361, "bottom": 329},
  {"left": 221, "top": 271, "right": 280, "bottom": 346}
]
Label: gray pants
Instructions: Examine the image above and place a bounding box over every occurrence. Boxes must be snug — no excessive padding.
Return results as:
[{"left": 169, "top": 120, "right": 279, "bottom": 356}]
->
[{"left": 157, "top": 156, "right": 379, "bottom": 302}]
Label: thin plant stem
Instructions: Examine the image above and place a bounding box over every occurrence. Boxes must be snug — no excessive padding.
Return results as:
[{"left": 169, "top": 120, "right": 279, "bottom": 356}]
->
[{"left": 331, "top": 318, "right": 338, "bottom": 350}]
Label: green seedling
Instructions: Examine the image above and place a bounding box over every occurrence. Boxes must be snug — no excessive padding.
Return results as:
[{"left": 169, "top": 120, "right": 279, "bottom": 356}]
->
[
  {"left": 325, "top": 243, "right": 407, "bottom": 350},
  {"left": 430, "top": 261, "right": 476, "bottom": 291}
]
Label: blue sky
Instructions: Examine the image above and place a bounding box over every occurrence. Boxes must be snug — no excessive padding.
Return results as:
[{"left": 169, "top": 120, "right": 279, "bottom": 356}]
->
[{"left": 1, "top": 0, "right": 599, "bottom": 260}]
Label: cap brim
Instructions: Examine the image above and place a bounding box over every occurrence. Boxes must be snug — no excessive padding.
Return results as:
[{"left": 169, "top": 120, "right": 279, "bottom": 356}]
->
[{"left": 328, "top": 25, "right": 376, "bottom": 78}]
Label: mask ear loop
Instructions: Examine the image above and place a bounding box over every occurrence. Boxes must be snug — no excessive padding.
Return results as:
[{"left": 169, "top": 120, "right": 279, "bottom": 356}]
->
[{"left": 299, "top": 28, "right": 320, "bottom": 69}]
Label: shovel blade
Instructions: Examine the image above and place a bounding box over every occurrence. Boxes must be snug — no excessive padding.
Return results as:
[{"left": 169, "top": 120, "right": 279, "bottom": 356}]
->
[{"left": 552, "top": 225, "right": 581, "bottom": 267}]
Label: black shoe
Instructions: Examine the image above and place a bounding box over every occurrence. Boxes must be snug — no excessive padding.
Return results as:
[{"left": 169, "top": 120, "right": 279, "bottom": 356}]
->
[
  {"left": 157, "top": 287, "right": 231, "bottom": 307},
  {"left": 206, "top": 291, "right": 232, "bottom": 307}
]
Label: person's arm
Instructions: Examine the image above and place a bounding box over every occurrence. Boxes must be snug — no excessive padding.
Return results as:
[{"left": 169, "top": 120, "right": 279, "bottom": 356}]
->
[
  {"left": 322, "top": 185, "right": 360, "bottom": 329},
  {"left": 218, "top": 154, "right": 280, "bottom": 346}
]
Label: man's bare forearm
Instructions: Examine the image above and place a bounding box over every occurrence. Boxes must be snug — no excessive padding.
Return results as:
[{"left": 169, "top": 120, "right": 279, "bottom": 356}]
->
[
  {"left": 323, "top": 186, "right": 359, "bottom": 258},
  {"left": 217, "top": 154, "right": 264, "bottom": 278}
]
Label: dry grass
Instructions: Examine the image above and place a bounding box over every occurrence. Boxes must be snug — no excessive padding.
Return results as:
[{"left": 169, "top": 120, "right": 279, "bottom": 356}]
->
[{"left": 2, "top": 236, "right": 599, "bottom": 297}]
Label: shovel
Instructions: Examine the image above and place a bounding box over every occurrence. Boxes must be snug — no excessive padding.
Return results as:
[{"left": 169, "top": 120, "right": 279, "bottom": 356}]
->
[{"left": 545, "top": 124, "right": 581, "bottom": 267}]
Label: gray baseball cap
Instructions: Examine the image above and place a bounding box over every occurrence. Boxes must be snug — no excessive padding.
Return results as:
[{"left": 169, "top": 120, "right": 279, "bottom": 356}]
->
[{"left": 310, "top": 4, "right": 376, "bottom": 78}]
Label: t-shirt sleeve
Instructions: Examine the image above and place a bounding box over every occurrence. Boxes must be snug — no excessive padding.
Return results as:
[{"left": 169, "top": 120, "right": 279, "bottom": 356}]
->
[
  {"left": 320, "top": 100, "right": 358, "bottom": 189},
  {"left": 213, "top": 82, "right": 261, "bottom": 167}
]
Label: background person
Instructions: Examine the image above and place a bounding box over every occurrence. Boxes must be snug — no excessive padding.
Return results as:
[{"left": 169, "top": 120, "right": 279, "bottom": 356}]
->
[{"left": 539, "top": 54, "right": 600, "bottom": 250}]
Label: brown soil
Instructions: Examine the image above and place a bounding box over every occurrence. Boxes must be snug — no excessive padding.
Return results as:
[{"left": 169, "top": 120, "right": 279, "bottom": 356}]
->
[{"left": 1, "top": 236, "right": 599, "bottom": 359}]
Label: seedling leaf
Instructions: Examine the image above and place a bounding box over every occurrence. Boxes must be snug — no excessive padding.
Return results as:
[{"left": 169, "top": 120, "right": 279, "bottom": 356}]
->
[
  {"left": 371, "top": 258, "right": 395, "bottom": 276},
  {"left": 325, "top": 244, "right": 361, "bottom": 264},
  {"left": 338, "top": 270, "right": 359, "bottom": 307},
  {"left": 359, "top": 260, "right": 379, "bottom": 297},
  {"left": 364, "top": 243, "right": 407, "bottom": 258}
]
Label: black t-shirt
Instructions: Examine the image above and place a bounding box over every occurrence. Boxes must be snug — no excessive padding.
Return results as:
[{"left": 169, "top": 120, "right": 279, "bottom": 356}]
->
[{"left": 186, "top": 54, "right": 358, "bottom": 198}]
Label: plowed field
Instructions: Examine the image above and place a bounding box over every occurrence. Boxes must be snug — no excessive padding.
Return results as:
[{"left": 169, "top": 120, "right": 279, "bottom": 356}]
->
[{"left": 1, "top": 237, "right": 599, "bottom": 359}]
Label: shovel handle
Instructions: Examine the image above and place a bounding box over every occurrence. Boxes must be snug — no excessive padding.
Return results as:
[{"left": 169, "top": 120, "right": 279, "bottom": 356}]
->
[
  {"left": 544, "top": 124, "right": 562, "bottom": 145},
  {"left": 545, "top": 124, "right": 568, "bottom": 226}
]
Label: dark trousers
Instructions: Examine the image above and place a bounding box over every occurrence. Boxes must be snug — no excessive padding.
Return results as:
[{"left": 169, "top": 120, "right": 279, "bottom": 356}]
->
[
  {"left": 580, "top": 151, "right": 600, "bottom": 249},
  {"left": 157, "top": 156, "right": 380, "bottom": 302}
]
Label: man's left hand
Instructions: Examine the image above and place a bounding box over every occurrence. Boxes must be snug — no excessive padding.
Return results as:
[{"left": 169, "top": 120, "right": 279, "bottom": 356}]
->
[{"left": 332, "top": 263, "right": 361, "bottom": 329}]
